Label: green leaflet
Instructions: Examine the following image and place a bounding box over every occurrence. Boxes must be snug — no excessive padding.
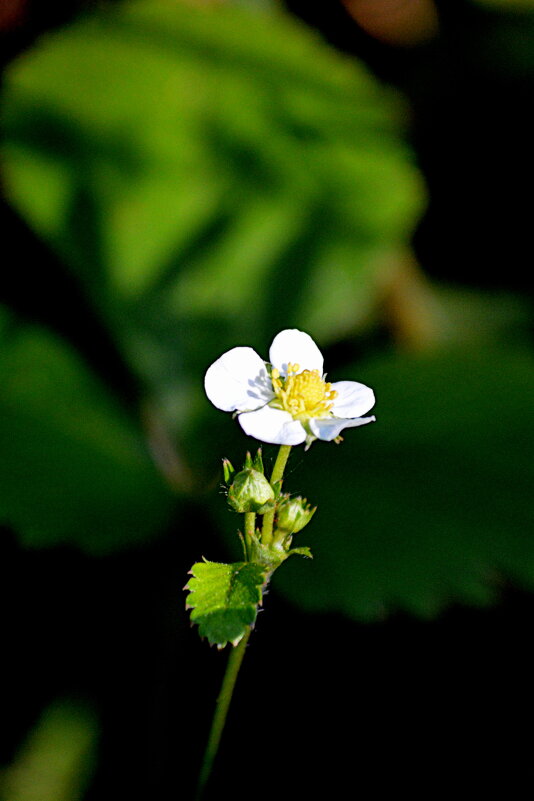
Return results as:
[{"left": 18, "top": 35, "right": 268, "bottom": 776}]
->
[{"left": 186, "top": 561, "right": 267, "bottom": 648}]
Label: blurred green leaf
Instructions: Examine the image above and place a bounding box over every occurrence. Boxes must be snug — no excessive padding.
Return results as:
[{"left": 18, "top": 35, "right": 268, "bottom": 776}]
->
[
  {"left": 0, "top": 306, "right": 174, "bottom": 553},
  {"left": 0, "top": 0, "right": 424, "bottom": 438},
  {"left": 186, "top": 560, "right": 266, "bottom": 648},
  {"left": 265, "top": 345, "right": 534, "bottom": 620},
  {"left": 431, "top": 284, "right": 532, "bottom": 347},
  {"left": 0, "top": 699, "right": 97, "bottom": 801}
]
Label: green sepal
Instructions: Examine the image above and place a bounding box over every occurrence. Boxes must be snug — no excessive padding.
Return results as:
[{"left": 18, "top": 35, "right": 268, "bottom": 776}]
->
[
  {"left": 271, "top": 479, "right": 283, "bottom": 498},
  {"left": 185, "top": 560, "right": 266, "bottom": 648},
  {"left": 237, "top": 530, "right": 247, "bottom": 561},
  {"left": 243, "top": 448, "right": 264, "bottom": 474},
  {"left": 252, "top": 448, "right": 264, "bottom": 474},
  {"left": 287, "top": 546, "right": 313, "bottom": 560},
  {"left": 248, "top": 536, "right": 287, "bottom": 572},
  {"left": 222, "top": 458, "right": 235, "bottom": 485},
  {"left": 246, "top": 528, "right": 311, "bottom": 570}
]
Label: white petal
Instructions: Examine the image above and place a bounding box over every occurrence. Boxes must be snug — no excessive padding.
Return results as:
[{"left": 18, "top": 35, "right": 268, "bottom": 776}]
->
[
  {"left": 330, "top": 381, "right": 375, "bottom": 418},
  {"left": 269, "top": 329, "right": 323, "bottom": 376},
  {"left": 238, "top": 405, "right": 307, "bottom": 445},
  {"left": 309, "top": 415, "right": 376, "bottom": 441},
  {"left": 204, "top": 346, "right": 274, "bottom": 412}
]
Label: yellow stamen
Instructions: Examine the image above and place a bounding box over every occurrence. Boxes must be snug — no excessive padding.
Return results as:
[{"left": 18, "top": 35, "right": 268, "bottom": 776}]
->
[{"left": 270, "top": 363, "right": 337, "bottom": 421}]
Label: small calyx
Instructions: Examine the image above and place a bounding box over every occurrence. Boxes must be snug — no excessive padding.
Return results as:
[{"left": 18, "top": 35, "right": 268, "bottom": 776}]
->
[
  {"left": 245, "top": 492, "right": 315, "bottom": 570},
  {"left": 246, "top": 529, "right": 313, "bottom": 571},
  {"left": 276, "top": 494, "right": 316, "bottom": 535}
]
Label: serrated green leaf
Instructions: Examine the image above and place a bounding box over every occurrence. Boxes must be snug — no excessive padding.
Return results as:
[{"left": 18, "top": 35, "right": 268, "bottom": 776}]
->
[{"left": 186, "top": 560, "right": 266, "bottom": 648}]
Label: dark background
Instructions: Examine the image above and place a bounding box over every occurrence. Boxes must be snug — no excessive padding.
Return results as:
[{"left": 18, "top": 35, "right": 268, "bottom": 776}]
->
[{"left": 1, "top": 1, "right": 532, "bottom": 798}]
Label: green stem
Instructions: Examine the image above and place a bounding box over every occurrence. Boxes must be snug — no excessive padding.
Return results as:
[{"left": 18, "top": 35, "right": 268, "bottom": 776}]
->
[
  {"left": 261, "top": 444, "right": 292, "bottom": 546},
  {"left": 196, "top": 627, "right": 252, "bottom": 799},
  {"left": 244, "top": 512, "right": 255, "bottom": 560}
]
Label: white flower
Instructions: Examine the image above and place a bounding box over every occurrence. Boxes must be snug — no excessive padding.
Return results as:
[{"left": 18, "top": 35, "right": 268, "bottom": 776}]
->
[{"left": 204, "top": 329, "right": 376, "bottom": 447}]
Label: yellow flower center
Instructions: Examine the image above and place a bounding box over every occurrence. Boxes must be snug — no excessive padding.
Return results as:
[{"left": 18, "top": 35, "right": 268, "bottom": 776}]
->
[{"left": 271, "top": 363, "right": 337, "bottom": 421}]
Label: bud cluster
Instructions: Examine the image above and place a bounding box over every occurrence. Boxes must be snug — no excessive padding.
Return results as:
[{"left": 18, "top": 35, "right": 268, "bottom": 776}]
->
[{"left": 222, "top": 449, "right": 315, "bottom": 568}]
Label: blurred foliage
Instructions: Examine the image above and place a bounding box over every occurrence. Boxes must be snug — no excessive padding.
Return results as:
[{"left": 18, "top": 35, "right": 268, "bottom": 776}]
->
[
  {"left": 0, "top": 0, "right": 533, "bottom": 624},
  {"left": 0, "top": 304, "right": 173, "bottom": 553},
  {"left": 0, "top": 0, "right": 423, "bottom": 436},
  {"left": 273, "top": 344, "right": 534, "bottom": 619},
  {"left": 0, "top": 699, "right": 97, "bottom": 801}
]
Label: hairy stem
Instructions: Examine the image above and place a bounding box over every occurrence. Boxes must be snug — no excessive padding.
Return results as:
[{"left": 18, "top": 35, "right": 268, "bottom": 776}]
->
[
  {"left": 261, "top": 444, "right": 292, "bottom": 546},
  {"left": 196, "top": 626, "right": 252, "bottom": 799}
]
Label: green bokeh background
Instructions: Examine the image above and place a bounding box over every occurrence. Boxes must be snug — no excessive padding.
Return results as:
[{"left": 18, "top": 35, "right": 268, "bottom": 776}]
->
[{"left": 1, "top": 0, "right": 532, "bottom": 798}]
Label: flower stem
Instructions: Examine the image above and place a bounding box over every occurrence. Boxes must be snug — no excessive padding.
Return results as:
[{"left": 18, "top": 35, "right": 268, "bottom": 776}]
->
[
  {"left": 195, "top": 626, "right": 252, "bottom": 799},
  {"left": 244, "top": 512, "right": 255, "bottom": 560},
  {"left": 261, "top": 444, "right": 292, "bottom": 546}
]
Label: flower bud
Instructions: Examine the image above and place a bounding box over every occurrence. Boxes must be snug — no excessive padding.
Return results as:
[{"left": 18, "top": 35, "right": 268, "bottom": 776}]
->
[
  {"left": 276, "top": 495, "right": 316, "bottom": 534},
  {"left": 227, "top": 468, "right": 275, "bottom": 514}
]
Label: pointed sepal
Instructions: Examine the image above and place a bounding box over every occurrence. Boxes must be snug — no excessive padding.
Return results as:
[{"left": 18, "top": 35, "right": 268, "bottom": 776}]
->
[
  {"left": 252, "top": 448, "right": 264, "bottom": 474},
  {"left": 287, "top": 546, "right": 313, "bottom": 559},
  {"left": 222, "top": 458, "right": 235, "bottom": 484}
]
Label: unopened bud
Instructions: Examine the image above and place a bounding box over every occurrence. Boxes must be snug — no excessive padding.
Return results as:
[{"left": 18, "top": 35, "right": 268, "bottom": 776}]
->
[
  {"left": 276, "top": 495, "right": 316, "bottom": 534},
  {"left": 227, "top": 469, "right": 275, "bottom": 514}
]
